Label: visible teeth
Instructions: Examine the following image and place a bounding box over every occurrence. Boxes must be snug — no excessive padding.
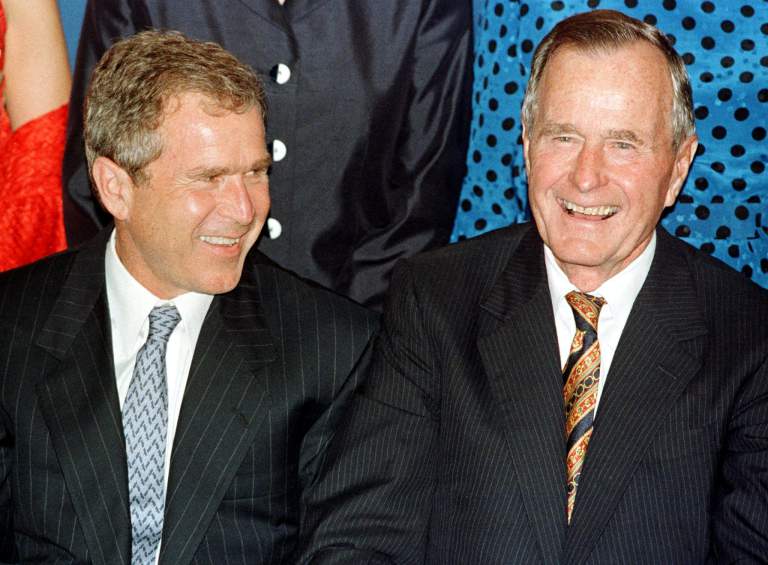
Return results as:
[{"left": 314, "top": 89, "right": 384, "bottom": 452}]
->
[
  {"left": 559, "top": 199, "right": 618, "bottom": 218},
  {"left": 199, "top": 235, "right": 239, "bottom": 246}
]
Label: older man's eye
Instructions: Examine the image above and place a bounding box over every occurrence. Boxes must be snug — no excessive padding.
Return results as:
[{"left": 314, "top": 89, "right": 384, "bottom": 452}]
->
[
  {"left": 554, "top": 136, "right": 573, "bottom": 143},
  {"left": 613, "top": 141, "right": 634, "bottom": 150}
]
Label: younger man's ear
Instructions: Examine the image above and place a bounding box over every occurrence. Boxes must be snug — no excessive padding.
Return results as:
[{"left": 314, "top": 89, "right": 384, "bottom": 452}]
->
[{"left": 90, "top": 156, "right": 136, "bottom": 221}]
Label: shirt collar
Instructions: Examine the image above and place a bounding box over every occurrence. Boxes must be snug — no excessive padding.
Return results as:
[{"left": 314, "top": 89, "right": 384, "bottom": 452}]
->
[{"left": 544, "top": 231, "right": 656, "bottom": 320}]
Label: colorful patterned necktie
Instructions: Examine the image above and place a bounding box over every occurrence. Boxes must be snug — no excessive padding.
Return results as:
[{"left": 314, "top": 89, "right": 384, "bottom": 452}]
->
[
  {"left": 563, "top": 291, "right": 606, "bottom": 525},
  {"left": 122, "top": 304, "right": 181, "bottom": 565}
]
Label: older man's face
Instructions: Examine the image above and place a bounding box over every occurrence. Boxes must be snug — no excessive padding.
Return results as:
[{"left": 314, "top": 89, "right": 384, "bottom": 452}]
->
[
  {"left": 115, "top": 92, "right": 271, "bottom": 298},
  {"left": 523, "top": 42, "right": 697, "bottom": 290}
]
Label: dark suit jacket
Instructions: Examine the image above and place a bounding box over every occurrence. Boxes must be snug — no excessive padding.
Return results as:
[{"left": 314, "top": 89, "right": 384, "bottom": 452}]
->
[
  {"left": 298, "top": 223, "right": 768, "bottom": 564},
  {"left": 63, "top": 0, "right": 472, "bottom": 309},
  {"left": 0, "top": 231, "right": 377, "bottom": 564}
]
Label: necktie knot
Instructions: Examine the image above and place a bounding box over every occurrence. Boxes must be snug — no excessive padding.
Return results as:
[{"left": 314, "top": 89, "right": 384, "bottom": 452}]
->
[
  {"left": 147, "top": 304, "right": 181, "bottom": 344},
  {"left": 565, "top": 291, "right": 606, "bottom": 333}
]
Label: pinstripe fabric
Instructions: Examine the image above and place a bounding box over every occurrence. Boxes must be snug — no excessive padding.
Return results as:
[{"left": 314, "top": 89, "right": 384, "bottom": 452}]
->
[
  {"left": 299, "top": 222, "right": 768, "bottom": 564},
  {"left": 0, "top": 230, "right": 377, "bottom": 564}
]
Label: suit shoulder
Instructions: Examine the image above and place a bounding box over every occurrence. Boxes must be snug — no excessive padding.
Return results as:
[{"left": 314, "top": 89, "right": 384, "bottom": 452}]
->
[
  {"left": 406, "top": 223, "right": 530, "bottom": 273},
  {"left": 662, "top": 233, "right": 768, "bottom": 337},
  {"left": 0, "top": 249, "right": 77, "bottom": 320},
  {"left": 241, "top": 254, "right": 379, "bottom": 333},
  {"left": 667, "top": 233, "right": 768, "bottom": 304},
  {"left": 394, "top": 223, "right": 531, "bottom": 296}
]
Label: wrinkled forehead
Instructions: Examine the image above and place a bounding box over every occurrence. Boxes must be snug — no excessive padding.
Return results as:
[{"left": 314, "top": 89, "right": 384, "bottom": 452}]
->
[
  {"left": 537, "top": 43, "right": 675, "bottom": 128},
  {"left": 542, "top": 41, "right": 672, "bottom": 85}
]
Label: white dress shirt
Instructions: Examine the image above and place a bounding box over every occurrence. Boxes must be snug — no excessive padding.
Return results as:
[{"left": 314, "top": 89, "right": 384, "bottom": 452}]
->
[
  {"left": 105, "top": 231, "right": 213, "bottom": 561},
  {"left": 545, "top": 232, "right": 656, "bottom": 416}
]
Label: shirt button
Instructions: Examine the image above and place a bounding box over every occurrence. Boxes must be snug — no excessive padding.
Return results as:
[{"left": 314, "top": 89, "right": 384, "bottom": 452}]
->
[
  {"left": 267, "top": 217, "right": 282, "bottom": 239},
  {"left": 271, "top": 139, "right": 287, "bottom": 162},
  {"left": 273, "top": 63, "right": 291, "bottom": 85}
]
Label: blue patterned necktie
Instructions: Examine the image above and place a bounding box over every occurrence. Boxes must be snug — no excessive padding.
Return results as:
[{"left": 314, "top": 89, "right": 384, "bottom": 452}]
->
[
  {"left": 563, "top": 291, "right": 605, "bottom": 525},
  {"left": 122, "top": 304, "right": 181, "bottom": 565}
]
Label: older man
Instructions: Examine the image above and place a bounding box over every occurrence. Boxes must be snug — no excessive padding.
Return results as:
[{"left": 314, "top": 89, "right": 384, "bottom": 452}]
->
[
  {"left": 298, "top": 10, "right": 768, "bottom": 563},
  {"left": 0, "top": 32, "right": 376, "bottom": 564}
]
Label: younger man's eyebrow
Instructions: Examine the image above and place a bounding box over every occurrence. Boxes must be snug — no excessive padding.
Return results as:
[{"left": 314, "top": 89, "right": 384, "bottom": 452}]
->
[
  {"left": 188, "top": 166, "right": 228, "bottom": 180},
  {"left": 251, "top": 156, "right": 273, "bottom": 170},
  {"left": 187, "top": 156, "right": 273, "bottom": 180}
]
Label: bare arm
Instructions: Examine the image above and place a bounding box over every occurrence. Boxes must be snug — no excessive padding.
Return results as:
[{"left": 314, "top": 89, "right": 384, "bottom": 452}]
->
[{"left": 2, "top": 0, "right": 71, "bottom": 130}]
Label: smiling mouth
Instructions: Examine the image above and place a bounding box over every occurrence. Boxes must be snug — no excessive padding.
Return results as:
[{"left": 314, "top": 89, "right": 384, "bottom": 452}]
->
[
  {"left": 558, "top": 198, "right": 619, "bottom": 219},
  {"left": 199, "top": 235, "right": 241, "bottom": 246}
]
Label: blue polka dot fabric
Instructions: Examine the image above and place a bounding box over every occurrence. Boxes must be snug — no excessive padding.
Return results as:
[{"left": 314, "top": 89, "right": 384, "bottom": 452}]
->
[{"left": 453, "top": 0, "right": 768, "bottom": 288}]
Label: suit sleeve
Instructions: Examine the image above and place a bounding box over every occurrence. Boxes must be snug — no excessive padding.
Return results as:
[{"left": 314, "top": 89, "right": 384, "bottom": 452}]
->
[
  {"left": 62, "top": 0, "right": 140, "bottom": 245},
  {"left": 298, "top": 261, "right": 441, "bottom": 565},
  {"left": 296, "top": 327, "right": 377, "bottom": 491},
  {"left": 341, "top": 0, "right": 472, "bottom": 309},
  {"left": 711, "top": 354, "right": 768, "bottom": 560}
]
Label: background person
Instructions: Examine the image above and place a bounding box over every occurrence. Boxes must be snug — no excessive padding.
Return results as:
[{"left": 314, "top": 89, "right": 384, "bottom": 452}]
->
[{"left": 0, "top": 0, "right": 69, "bottom": 271}]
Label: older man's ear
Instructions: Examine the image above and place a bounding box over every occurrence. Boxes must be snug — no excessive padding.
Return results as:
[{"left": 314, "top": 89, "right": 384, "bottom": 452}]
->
[{"left": 664, "top": 135, "right": 699, "bottom": 208}]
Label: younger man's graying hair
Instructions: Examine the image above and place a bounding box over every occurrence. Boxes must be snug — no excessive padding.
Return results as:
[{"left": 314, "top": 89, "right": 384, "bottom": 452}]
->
[
  {"left": 84, "top": 30, "right": 266, "bottom": 185},
  {"left": 521, "top": 9, "right": 695, "bottom": 149}
]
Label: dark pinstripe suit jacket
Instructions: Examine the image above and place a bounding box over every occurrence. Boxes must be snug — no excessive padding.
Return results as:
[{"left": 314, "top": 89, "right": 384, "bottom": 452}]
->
[
  {"left": 299, "top": 222, "right": 768, "bottom": 564},
  {"left": 0, "top": 231, "right": 377, "bottom": 565}
]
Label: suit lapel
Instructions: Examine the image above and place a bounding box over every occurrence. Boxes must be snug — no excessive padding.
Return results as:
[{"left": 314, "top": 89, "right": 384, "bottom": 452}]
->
[
  {"left": 477, "top": 226, "right": 568, "bottom": 564},
  {"left": 564, "top": 230, "right": 708, "bottom": 564},
  {"left": 35, "top": 233, "right": 131, "bottom": 565},
  {"left": 160, "top": 270, "right": 277, "bottom": 565}
]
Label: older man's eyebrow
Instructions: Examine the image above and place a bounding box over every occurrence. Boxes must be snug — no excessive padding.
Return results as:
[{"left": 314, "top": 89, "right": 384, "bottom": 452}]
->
[
  {"left": 604, "top": 129, "right": 645, "bottom": 146},
  {"left": 538, "top": 122, "right": 579, "bottom": 136}
]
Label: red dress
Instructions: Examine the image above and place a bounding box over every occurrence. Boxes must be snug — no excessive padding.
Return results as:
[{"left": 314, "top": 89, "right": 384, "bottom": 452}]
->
[{"left": 0, "top": 2, "right": 67, "bottom": 271}]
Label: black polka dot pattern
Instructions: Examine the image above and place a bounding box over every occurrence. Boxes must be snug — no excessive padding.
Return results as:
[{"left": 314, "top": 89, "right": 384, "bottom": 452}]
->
[{"left": 453, "top": 0, "right": 768, "bottom": 288}]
